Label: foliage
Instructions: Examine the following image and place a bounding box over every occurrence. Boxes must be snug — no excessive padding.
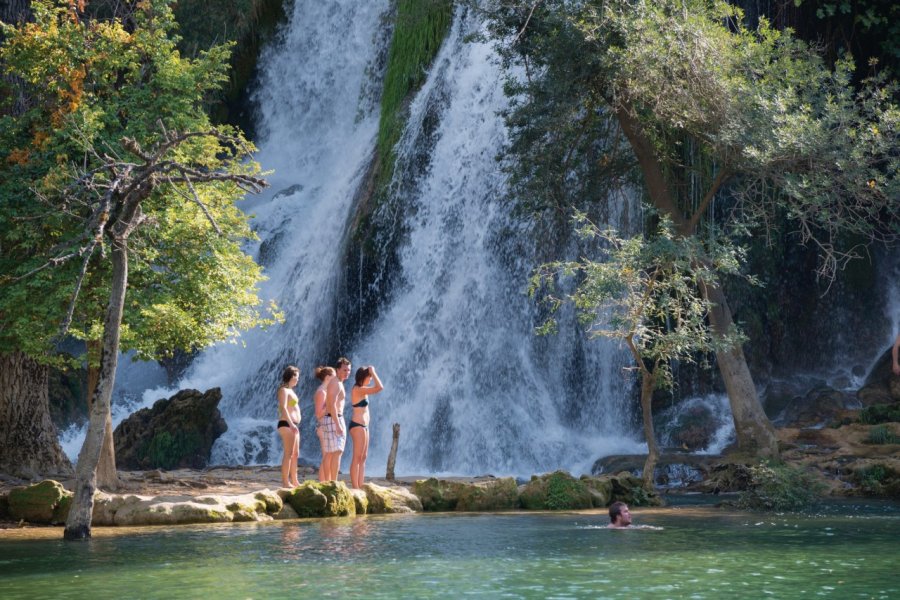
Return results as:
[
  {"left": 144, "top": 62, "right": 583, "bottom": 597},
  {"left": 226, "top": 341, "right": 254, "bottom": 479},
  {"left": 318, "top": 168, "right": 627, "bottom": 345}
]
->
[
  {"left": 529, "top": 213, "right": 755, "bottom": 390},
  {"left": 140, "top": 430, "right": 202, "bottom": 470},
  {"left": 486, "top": 0, "right": 899, "bottom": 281},
  {"left": 737, "top": 461, "right": 826, "bottom": 511},
  {"left": 545, "top": 471, "right": 590, "bottom": 510},
  {"left": 0, "top": 0, "right": 279, "bottom": 366},
  {"left": 858, "top": 404, "right": 900, "bottom": 425},
  {"left": 866, "top": 424, "right": 900, "bottom": 445},
  {"left": 376, "top": 0, "right": 453, "bottom": 188},
  {"left": 792, "top": 0, "right": 900, "bottom": 69}
]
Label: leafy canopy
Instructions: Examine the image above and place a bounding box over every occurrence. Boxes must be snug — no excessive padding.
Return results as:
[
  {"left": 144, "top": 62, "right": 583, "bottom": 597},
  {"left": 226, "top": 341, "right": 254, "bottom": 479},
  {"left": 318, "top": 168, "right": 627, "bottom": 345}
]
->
[
  {"left": 0, "top": 0, "right": 279, "bottom": 364},
  {"left": 488, "top": 0, "right": 898, "bottom": 279}
]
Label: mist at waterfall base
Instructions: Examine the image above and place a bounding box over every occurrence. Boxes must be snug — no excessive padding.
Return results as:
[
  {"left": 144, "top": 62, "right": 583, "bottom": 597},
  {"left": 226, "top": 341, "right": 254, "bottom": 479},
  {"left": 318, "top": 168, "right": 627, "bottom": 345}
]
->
[{"left": 59, "top": 4, "right": 900, "bottom": 478}]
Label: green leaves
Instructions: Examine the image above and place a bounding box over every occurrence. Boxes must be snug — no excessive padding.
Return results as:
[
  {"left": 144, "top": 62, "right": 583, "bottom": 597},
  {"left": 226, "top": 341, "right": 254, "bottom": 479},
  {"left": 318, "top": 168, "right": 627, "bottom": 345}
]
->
[
  {"left": 0, "top": 0, "right": 277, "bottom": 363},
  {"left": 529, "top": 213, "right": 754, "bottom": 390}
]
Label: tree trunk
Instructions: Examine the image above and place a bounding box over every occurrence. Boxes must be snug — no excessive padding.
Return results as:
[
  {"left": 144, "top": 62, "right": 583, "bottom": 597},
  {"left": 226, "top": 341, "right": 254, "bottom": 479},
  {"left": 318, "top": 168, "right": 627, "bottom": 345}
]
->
[
  {"left": 0, "top": 0, "right": 31, "bottom": 25},
  {"left": 615, "top": 102, "right": 778, "bottom": 459},
  {"left": 639, "top": 372, "right": 659, "bottom": 489},
  {"left": 0, "top": 351, "right": 73, "bottom": 479},
  {"left": 65, "top": 239, "right": 129, "bottom": 540},
  {"left": 385, "top": 423, "right": 400, "bottom": 481},
  {"left": 701, "top": 281, "right": 779, "bottom": 457},
  {"left": 86, "top": 340, "right": 119, "bottom": 491}
]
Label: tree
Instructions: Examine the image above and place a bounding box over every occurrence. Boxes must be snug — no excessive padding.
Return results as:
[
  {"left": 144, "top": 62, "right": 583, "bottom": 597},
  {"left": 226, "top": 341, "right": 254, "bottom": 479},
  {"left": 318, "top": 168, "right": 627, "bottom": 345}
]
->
[
  {"left": 486, "top": 0, "right": 898, "bottom": 457},
  {"left": 531, "top": 214, "right": 756, "bottom": 486},
  {"left": 0, "top": 0, "right": 277, "bottom": 538}
]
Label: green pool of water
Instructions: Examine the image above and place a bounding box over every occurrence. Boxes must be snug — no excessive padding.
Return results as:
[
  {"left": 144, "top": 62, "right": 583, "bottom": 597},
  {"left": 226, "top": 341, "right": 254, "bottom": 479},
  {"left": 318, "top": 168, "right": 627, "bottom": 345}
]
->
[{"left": 1, "top": 500, "right": 898, "bottom": 599}]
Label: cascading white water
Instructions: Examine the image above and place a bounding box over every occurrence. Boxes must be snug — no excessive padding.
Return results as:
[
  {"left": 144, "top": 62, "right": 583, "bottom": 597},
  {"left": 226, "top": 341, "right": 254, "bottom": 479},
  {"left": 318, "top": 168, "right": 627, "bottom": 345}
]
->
[
  {"left": 350, "top": 8, "right": 642, "bottom": 476},
  {"left": 91, "top": 0, "right": 395, "bottom": 466}
]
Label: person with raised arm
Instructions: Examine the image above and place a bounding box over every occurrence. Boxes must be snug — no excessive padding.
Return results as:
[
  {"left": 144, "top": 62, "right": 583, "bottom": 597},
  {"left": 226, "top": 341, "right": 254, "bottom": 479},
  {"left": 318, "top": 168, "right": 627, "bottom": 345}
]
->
[{"left": 348, "top": 365, "right": 385, "bottom": 489}]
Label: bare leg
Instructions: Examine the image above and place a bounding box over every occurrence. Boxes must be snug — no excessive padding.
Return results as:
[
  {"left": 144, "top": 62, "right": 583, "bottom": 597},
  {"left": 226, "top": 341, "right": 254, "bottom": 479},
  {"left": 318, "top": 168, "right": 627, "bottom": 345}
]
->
[
  {"left": 289, "top": 430, "right": 300, "bottom": 487},
  {"left": 359, "top": 427, "right": 369, "bottom": 487},
  {"left": 277, "top": 426, "right": 295, "bottom": 487},
  {"left": 349, "top": 427, "right": 364, "bottom": 488}
]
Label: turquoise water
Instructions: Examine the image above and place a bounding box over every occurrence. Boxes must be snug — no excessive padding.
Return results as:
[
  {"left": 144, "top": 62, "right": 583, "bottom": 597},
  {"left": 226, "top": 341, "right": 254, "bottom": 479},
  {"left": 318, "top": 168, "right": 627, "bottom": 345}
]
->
[{"left": 1, "top": 501, "right": 898, "bottom": 599}]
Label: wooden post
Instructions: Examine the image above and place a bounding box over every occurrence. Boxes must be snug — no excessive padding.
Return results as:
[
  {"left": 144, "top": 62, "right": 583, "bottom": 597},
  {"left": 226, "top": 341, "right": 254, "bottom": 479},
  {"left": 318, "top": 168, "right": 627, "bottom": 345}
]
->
[{"left": 385, "top": 423, "right": 400, "bottom": 481}]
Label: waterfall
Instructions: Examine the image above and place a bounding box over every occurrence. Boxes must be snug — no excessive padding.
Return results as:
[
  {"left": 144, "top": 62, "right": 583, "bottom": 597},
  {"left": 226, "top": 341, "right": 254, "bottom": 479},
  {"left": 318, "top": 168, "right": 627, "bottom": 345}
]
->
[{"left": 346, "top": 8, "right": 642, "bottom": 476}]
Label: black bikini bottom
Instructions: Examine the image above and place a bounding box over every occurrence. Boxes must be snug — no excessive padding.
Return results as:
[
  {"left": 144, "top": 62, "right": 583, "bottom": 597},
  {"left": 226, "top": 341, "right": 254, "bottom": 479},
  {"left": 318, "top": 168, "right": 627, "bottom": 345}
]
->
[
  {"left": 277, "top": 420, "right": 294, "bottom": 429},
  {"left": 348, "top": 420, "right": 367, "bottom": 430}
]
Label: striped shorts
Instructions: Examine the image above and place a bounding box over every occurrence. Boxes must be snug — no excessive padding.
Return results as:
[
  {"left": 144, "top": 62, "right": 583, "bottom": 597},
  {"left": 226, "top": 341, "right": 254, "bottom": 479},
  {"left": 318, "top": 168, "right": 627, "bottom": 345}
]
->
[{"left": 318, "top": 415, "right": 346, "bottom": 453}]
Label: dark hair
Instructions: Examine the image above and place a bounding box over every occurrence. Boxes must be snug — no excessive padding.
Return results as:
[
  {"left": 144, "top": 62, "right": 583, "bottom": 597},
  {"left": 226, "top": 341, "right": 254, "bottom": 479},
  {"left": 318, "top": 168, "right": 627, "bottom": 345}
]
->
[
  {"left": 335, "top": 357, "right": 351, "bottom": 369},
  {"left": 281, "top": 366, "right": 300, "bottom": 386},
  {"left": 608, "top": 501, "right": 627, "bottom": 523},
  {"left": 314, "top": 366, "right": 336, "bottom": 381},
  {"left": 354, "top": 366, "right": 371, "bottom": 387}
]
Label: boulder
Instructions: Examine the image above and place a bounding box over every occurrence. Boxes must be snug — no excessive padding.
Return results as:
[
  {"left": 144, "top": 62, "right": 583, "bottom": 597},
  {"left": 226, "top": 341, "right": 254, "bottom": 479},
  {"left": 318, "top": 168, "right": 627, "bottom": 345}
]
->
[
  {"left": 91, "top": 490, "right": 279, "bottom": 526},
  {"left": 519, "top": 471, "right": 593, "bottom": 510},
  {"left": 776, "top": 386, "right": 859, "bottom": 428},
  {"left": 698, "top": 462, "right": 754, "bottom": 494},
  {"left": 273, "top": 502, "right": 300, "bottom": 520},
  {"left": 661, "top": 404, "right": 719, "bottom": 450},
  {"left": 114, "top": 388, "right": 227, "bottom": 470},
  {"left": 349, "top": 489, "right": 369, "bottom": 515},
  {"left": 857, "top": 348, "right": 900, "bottom": 406},
  {"left": 7, "top": 480, "right": 72, "bottom": 524},
  {"left": 281, "top": 481, "right": 355, "bottom": 518},
  {"left": 363, "top": 483, "right": 422, "bottom": 513},
  {"left": 580, "top": 475, "right": 613, "bottom": 507},
  {"left": 412, "top": 478, "right": 468, "bottom": 511},
  {"left": 606, "top": 471, "right": 663, "bottom": 506},
  {"left": 455, "top": 478, "right": 518, "bottom": 511}
]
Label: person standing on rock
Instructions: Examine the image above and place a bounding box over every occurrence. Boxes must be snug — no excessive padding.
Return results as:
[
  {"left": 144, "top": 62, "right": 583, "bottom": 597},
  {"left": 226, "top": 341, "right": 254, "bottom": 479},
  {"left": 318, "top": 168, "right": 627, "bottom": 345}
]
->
[
  {"left": 313, "top": 365, "right": 336, "bottom": 481},
  {"left": 349, "top": 365, "right": 384, "bottom": 489},
  {"left": 321, "top": 357, "right": 351, "bottom": 481},
  {"left": 277, "top": 365, "right": 302, "bottom": 488}
]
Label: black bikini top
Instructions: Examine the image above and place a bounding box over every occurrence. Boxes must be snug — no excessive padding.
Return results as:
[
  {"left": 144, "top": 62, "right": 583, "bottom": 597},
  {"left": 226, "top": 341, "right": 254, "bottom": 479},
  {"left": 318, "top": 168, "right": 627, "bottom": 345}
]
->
[{"left": 352, "top": 396, "right": 369, "bottom": 408}]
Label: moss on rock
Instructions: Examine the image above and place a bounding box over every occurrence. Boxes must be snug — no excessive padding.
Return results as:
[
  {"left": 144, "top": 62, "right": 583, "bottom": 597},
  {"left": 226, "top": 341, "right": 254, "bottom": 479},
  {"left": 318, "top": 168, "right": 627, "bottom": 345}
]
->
[
  {"left": 350, "top": 489, "right": 369, "bottom": 515},
  {"left": 364, "top": 483, "right": 423, "bottom": 514},
  {"left": 412, "top": 478, "right": 467, "bottom": 511},
  {"left": 580, "top": 475, "right": 613, "bottom": 508},
  {"left": 254, "top": 490, "right": 283, "bottom": 514},
  {"left": 455, "top": 478, "right": 519, "bottom": 511},
  {"left": 519, "top": 471, "right": 593, "bottom": 510},
  {"left": 8, "top": 480, "right": 72, "bottom": 524},
  {"left": 284, "top": 481, "right": 355, "bottom": 518}
]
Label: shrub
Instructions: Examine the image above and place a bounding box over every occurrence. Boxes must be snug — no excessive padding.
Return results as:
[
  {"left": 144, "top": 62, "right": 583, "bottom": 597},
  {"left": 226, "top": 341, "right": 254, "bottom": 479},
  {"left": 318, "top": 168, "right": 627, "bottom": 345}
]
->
[
  {"left": 737, "top": 461, "right": 825, "bottom": 511},
  {"left": 858, "top": 404, "right": 900, "bottom": 425},
  {"left": 866, "top": 425, "right": 900, "bottom": 445}
]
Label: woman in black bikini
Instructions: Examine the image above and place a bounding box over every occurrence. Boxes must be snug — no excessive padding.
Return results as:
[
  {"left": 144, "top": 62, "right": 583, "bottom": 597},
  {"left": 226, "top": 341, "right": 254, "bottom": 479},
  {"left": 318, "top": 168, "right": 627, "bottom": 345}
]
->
[
  {"left": 349, "top": 365, "right": 383, "bottom": 489},
  {"left": 277, "top": 365, "right": 301, "bottom": 488}
]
